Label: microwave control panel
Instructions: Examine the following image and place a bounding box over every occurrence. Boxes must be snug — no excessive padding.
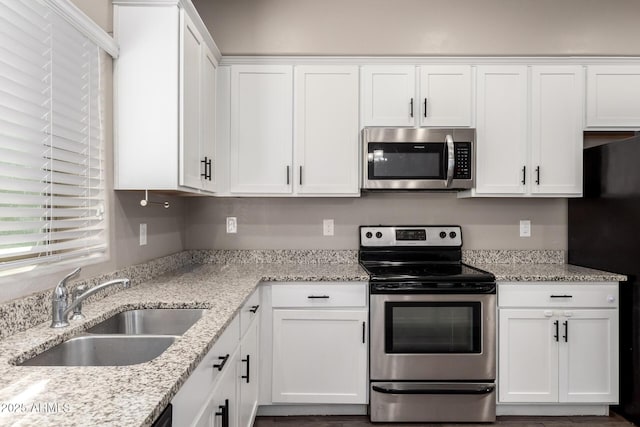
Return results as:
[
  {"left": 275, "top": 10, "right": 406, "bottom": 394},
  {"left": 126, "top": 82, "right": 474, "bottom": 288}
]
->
[{"left": 453, "top": 142, "right": 472, "bottom": 180}]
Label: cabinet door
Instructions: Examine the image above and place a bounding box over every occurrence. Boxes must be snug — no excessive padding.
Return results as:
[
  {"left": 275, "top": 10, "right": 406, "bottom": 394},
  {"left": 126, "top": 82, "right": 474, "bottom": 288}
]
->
[
  {"left": 272, "top": 309, "right": 368, "bottom": 404},
  {"left": 238, "top": 319, "right": 259, "bottom": 427},
  {"left": 193, "top": 350, "right": 239, "bottom": 427},
  {"left": 361, "top": 66, "right": 416, "bottom": 126},
  {"left": 586, "top": 65, "right": 640, "bottom": 128},
  {"left": 530, "top": 66, "right": 584, "bottom": 195},
  {"left": 498, "top": 309, "right": 559, "bottom": 403},
  {"left": 200, "top": 46, "right": 217, "bottom": 193},
  {"left": 230, "top": 65, "right": 293, "bottom": 194},
  {"left": 475, "top": 66, "right": 528, "bottom": 194},
  {"left": 294, "top": 66, "right": 359, "bottom": 195},
  {"left": 180, "top": 11, "right": 204, "bottom": 190},
  {"left": 559, "top": 310, "right": 619, "bottom": 403},
  {"left": 419, "top": 65, "right": 472, "bottom": 127}
]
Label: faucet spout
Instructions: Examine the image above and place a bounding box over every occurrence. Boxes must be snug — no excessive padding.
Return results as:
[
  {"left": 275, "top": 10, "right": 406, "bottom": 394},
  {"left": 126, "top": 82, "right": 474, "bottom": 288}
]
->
[{"left": 51, "top": 277, "right": 130, "bottom": 328}]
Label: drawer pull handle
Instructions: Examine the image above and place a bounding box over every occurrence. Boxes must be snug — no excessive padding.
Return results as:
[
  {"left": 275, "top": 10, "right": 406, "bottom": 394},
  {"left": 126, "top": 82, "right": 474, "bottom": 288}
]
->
[
  {"left": 249, "top": 304, "right": 260, "bottom": 313},
  {"left": 307, "top": 295, "right": 330, "bottom": 299},
  {"left": 550, "top": 295, "right": 573, "bottom": 298},
  {"left": 213, "top": 354, "right": 230, "bottom": 371}
]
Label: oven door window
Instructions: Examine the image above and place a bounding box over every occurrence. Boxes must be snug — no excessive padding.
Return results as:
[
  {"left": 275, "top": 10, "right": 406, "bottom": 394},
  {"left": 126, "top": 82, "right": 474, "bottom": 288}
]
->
[
  {"left": 367, "top": 143, "right": 445, "bottom": 180},
  {"left": 385, "top": 302, "right": 481, "bottom": 354}
]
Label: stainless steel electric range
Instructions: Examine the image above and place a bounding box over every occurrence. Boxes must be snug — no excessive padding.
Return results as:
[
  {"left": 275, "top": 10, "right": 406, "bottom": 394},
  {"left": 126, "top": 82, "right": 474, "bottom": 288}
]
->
[{"left": 359, "top": 225, "right": 497, "bottom": 423}]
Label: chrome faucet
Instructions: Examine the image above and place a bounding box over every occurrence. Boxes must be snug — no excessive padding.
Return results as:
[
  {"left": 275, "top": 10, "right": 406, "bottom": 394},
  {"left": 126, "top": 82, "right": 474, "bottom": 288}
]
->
[
  {"left": 51, "top": 274, "right": 131, "bottom": 328},
  {"left": 51, "top": 268, "right": 81, "bottom": 328}
]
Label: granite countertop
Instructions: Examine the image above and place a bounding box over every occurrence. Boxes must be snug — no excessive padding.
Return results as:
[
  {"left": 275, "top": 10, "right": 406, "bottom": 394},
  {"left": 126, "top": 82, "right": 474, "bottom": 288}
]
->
[
  {"left": 477, "top": 263, "right": 627, "bottom": 282},
  {"left": 0, "top": 263, "right": 368, "bottom": 427},
  {"left": 0, "top": 258, "right": 625, "bottom": 426}
]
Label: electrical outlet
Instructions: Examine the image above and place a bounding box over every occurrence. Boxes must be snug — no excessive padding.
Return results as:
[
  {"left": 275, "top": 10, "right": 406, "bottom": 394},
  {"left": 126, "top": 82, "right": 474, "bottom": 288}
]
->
[
  {"left": 139, "top": 223, "right": 147, "bottom": 246},
  {"left": 323, "top": 219, "right": 334, "bottom": 236},
  {"left": 519, "top": 220, "right": 531, "bottom": 237},
  {"left": 226, "top": 217, "right": 237, "bottom": 234}
]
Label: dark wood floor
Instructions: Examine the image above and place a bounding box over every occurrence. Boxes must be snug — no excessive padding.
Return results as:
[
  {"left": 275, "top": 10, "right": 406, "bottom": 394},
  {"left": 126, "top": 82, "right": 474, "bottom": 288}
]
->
[{"left": 254, "top": 413, "right": 635, "bottom": 427}]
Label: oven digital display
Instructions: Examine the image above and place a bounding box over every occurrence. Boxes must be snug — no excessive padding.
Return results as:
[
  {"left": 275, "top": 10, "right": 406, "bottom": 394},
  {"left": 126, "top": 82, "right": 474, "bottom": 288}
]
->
[{"left": 396, "top": 229, "right": 426, "bottom": 241}]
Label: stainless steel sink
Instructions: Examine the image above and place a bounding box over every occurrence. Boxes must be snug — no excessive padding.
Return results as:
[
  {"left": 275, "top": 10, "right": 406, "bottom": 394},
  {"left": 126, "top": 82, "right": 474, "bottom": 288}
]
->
[
  {"left": 18, "top": 335, "right": 176, "bottom": 366},
  {"left": 86, "top": 308, "right": 207, "bottom": 335}
]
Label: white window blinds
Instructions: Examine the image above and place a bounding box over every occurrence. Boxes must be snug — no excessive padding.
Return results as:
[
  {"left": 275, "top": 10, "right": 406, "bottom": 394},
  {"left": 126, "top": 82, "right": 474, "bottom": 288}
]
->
[{"left": 0, "top": 0, "right": 107, "bottom": 273}]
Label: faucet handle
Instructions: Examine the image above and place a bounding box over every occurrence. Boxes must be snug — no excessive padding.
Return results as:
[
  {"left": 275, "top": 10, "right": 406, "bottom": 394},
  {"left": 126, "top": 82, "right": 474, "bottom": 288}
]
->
[
  {"left": 70, "top": 284, "right": 88, "bottom": 321},
  {"left": 59, "top": 267, "right": 81, "bottom": 288}
]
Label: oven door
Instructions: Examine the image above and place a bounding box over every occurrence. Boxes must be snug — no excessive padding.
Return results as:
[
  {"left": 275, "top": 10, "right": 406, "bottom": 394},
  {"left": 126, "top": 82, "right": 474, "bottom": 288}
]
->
[{"left": 370, "top": 292, "right": 496, "bottom": 381}]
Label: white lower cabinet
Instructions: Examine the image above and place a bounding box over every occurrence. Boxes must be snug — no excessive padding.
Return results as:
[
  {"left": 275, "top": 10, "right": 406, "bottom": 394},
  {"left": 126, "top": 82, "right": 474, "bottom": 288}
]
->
[
  {"left": 194, "top": 349, "right": 239, "bottom": 427},
  {"left": 172, "top": 315, "right": 240, "bottom": 426},
  {"left": 172, "top": 289, "right": 261, "bottom": 427},
  {"left": 270, "top": 282, "right": 368, "bottom": 405},
  {"left": 498, "top": 283, "right": 619, "bottom": 406},
  {"left": 238, "top": 317, "right": 259, "bottom": 427},
  {"left": 272, "top": 309, "right": 368, "bottom": 404}
]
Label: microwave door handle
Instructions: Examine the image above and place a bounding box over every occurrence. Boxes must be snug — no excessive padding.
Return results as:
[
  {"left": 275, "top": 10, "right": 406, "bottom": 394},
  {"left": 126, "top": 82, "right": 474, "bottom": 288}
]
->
[{"left": 445, "top": 134, "right": 455, "bottom": 187}]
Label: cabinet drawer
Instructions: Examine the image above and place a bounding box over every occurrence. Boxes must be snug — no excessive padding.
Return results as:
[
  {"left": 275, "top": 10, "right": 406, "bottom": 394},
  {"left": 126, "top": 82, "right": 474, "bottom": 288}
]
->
[
  {"left": 271, "top": 282, "right": 367, "bottom": 308},
  {"left": 172, "top": 315, "right": 240, "bottom": 426},
  {"left": 240, "top": 288, "right": 261, "bottom": 338},
  {"left": 498, "top": 283, "right": 618, "bottom": 308}
]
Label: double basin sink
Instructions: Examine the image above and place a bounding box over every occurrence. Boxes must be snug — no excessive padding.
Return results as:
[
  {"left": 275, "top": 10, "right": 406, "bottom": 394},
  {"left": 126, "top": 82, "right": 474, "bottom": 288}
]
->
[{"left": 19, "top": 309, "right": 207, "bottom": 367}]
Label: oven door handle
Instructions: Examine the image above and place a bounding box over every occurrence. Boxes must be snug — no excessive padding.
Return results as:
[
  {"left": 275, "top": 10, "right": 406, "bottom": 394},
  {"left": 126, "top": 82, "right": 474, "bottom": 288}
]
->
[{"left": 372, "top": 384, "right": 495, "bottom": 395}]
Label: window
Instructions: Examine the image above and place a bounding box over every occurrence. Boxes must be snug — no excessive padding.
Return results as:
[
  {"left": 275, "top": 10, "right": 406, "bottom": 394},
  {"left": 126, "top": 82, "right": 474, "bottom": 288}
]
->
[{"left": 0, "top": 0, "right": 114, "bottom": 275}]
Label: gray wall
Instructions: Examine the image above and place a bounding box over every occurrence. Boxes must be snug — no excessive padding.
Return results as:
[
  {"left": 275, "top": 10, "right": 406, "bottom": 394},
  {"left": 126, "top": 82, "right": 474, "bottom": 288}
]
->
[
  {"left": 186, "top": 194, "right": 567, "bottom": 250},
  {"left": 193, "top": 0, "right": 640, "bottom": 56}
]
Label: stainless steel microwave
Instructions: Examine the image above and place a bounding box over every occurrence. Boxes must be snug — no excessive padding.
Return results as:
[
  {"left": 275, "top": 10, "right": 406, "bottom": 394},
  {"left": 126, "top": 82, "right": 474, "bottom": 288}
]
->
[{"left": 362, "top": 127, "right": 475, "bottom": 190}]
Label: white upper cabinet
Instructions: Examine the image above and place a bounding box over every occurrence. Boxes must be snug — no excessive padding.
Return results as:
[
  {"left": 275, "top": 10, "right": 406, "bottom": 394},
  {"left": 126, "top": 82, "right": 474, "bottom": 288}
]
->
[
  {"left": 114, "top": 1, "right": 219, "bottom": 193},
  {"left": 294, "top": 66, "right": 360, "bottom": 195},
  {"left": 474, "top": 66, "right": 529, "bottom": 195},
  {"left": 471, "top": 65, "right": 583, "bottom": 197},
  {"left": 530, "top": 66, "right": 584, "bottom": 195},
  {"left": 224, "top": 65, "right": 360, "bottom": 196},
  {"left": 180, "top": 12, "right": 204, "bottom": 189},
  {"left": 361, "top": 66, "right": 416, "bottom": 126},
  {"left": 200, "top": 46, "right": 217, "bottom": 193},
  {"left": 586, "top": 65, "right": 640, "bottom": 128},
  {"left": 419, "top": 65, "right": 473, "bottom": 127},
  {"left": 361, "top": 65, "right": 473, "bottom": 127},
  {"left": 230, "top": 65, "right": 293, "bottom": 194}
]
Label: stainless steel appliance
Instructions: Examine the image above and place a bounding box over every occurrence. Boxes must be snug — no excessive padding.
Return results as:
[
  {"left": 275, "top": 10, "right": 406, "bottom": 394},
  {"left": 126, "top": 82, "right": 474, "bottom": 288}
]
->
[
  {"left": 362, "top": 127, "right": 474, "bottom": 190},
  {"left": 359, "top": 225, "right": 496, "bottom": 423}
]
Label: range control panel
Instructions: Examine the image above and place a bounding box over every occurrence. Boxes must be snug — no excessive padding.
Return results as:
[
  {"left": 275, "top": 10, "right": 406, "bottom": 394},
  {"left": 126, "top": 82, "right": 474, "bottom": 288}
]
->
[{"left": 360, "top": 226, "right": 462, "bottom": 247}]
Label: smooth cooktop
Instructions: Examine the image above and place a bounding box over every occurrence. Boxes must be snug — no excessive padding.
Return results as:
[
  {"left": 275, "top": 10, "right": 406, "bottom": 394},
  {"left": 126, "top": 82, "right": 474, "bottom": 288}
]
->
[{"left": 361, "top": 262, "right": 496, "bottom": 283}]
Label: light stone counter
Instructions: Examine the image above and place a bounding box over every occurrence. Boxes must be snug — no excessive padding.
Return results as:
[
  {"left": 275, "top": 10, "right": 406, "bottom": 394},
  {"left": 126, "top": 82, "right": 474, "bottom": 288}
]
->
[
  {"left": 0, "top": 263, "right": 368, "bottom": 427},
  {"left": 0, "top": 253, "right": 625, "bottom": 427},
  {"left": 475, "top": 263, "right": 626, "bottom": 282}
]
